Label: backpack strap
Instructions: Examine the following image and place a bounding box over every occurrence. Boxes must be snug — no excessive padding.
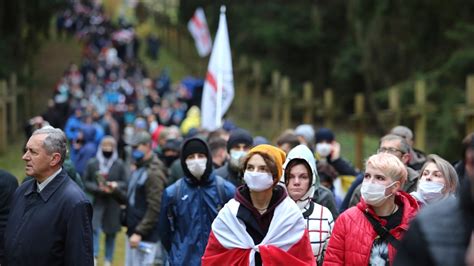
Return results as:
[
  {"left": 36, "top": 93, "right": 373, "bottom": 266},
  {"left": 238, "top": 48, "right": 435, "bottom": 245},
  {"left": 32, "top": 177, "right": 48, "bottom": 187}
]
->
[
  {"left": 214, "top": 175, "right": 226, "bottom": 211},
  {"left": 363, "top": 210, "right": 402, "bottom": 250}
]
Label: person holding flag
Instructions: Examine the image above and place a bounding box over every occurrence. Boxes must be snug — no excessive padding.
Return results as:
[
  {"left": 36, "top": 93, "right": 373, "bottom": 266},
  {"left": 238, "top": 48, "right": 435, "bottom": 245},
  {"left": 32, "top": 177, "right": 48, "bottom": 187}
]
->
[
  {"left": 202, "top": 144, "right": 315, "bottom": 266},
  {"left": 200, "top": 6, "right": 234, "bottom": 131}
]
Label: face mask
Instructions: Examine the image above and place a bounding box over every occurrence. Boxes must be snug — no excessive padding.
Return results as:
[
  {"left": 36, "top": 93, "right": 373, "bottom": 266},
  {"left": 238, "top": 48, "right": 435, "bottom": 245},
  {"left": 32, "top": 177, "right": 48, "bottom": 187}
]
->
[
  {"left": 229, "top": 150, "right": 247, "bottom": 168},
  {"left": 132, "top": 149, "right": 145, "bottom": 162},
  {"left": 316, "top": 143, "right": 332, "bottom": 158},
  {"left": 102, "top": 151, "right": 113, "bottom": 158},
  {"left": 361, "top": 181, "right": 397, "bottom": 207},
  {"left": 418, "top": 180, "right": 445, "bottom": 203},
  {"left": 186, "top": 158, "right": 207, "bottom": 179},
  {"left": 243, "top": 171, "right": 274, "bottom": 192}
]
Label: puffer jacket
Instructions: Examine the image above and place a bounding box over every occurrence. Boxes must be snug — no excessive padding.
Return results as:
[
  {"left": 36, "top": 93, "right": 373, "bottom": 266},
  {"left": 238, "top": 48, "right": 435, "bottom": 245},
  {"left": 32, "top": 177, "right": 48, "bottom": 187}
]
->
[
  {"left": 323, "top": 191, "right": 418, "bottom": 265},
  {"left": 159, "top": 138, "right": 236, "bottom": 266},
  {"left": 282, "top": 144, "right": 334, "bottom": 263}
]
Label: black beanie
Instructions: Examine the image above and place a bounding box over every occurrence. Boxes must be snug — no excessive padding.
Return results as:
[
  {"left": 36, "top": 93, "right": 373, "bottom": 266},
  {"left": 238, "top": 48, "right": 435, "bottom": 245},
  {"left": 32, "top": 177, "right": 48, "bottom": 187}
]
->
[
  {"left": 315, "top": 128, "right": 335, "bottom": 143},
  {"left": 182, "top": 138, "right": 209, "bottom": 159},
  {"left": 227, "top": 128, "right": 253, "bottom": 152}
]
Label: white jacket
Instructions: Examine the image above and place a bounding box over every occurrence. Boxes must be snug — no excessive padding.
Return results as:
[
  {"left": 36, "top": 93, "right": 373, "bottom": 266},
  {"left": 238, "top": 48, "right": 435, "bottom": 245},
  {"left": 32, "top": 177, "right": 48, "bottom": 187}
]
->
[{"left": 282, "top": 144, "right": 334, "bottom": 263}]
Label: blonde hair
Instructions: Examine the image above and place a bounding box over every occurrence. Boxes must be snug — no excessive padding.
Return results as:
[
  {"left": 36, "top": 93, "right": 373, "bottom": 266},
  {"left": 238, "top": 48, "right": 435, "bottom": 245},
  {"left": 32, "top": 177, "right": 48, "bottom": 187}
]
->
[
  {"left": 366, "top": 153, "right": 407, "bottom": 185},
  {"left": 421, "top": 154, "right": 458, "bottom": 193}
]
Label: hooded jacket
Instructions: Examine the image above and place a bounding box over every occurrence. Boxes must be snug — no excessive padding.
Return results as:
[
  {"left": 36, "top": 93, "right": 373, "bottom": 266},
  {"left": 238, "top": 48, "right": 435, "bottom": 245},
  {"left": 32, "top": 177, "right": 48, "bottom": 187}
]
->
[
  {"left": 159, "top": 137, "right": 235, "bottom": 266},
  {"left": 323, "top": 191, "right": 419, "bottom": 265},
  {"left": 282, "top": 145, "right": 334, "bottom": 263}
]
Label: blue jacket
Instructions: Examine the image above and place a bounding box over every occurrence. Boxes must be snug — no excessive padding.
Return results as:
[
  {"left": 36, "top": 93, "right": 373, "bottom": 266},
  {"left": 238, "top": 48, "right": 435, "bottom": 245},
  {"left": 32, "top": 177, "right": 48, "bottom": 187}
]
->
[
  {"left": 4, "top": 169, "right": 93, "bottom": 266},
  {"left": 159, "top": 173, "right": 235, "bottom": 266}
]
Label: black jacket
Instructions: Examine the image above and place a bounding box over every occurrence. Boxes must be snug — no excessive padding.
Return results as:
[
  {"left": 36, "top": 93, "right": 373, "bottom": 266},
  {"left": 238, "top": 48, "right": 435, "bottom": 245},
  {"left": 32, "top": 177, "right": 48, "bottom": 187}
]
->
[{"left": 4, "top": 169, "right": 93, "bottom": 266}]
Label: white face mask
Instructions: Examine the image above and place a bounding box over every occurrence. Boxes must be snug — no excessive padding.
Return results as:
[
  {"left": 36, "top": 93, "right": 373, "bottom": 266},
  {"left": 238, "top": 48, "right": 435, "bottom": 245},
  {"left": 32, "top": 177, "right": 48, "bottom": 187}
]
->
[
  {"left": 243, "top": 171, "right": 274, "bottom": 192},
  {"left": 361, "top": 181, "right": 397, "bottom": 207},
  {"left": 418, "top": 180, "right": 445, "bottom": 204},
  {"left": 316, "top": 143, "right": 332, "bottom": 158},
  {"left": 229, "top": 150, "right": 247, "bottom": 168},
  {"left": 186, "top": 158, "right": 207, "bottom": 179}
]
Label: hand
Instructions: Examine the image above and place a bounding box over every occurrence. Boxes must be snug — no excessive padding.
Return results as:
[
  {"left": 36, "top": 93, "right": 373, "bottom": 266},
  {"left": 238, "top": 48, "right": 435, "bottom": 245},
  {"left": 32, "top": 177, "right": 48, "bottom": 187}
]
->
[
  {"left": 331, "top": 141, "right": 341, "bottom": 160},
  {"left": 107, "top": 181, "right": 118, "bottom": 191},
  {"left": 129, "top": 233, "right": 142, "bottom": 248},
  {"left": 99, "top": 183, "right": 112, "bottom": 193}
]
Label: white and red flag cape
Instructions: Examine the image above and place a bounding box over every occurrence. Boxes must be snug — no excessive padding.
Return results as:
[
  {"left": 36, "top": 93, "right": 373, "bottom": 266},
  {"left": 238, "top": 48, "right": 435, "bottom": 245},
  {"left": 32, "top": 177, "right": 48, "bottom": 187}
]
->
[
  {"left": 187, "top": 7, "right": 212, "bottom": 57},
  {"left": 201, "top": 197, "right": 315, "bottom": 265},
  {"left": 200, "top": 6, "right": 234, "bottom": 131}
]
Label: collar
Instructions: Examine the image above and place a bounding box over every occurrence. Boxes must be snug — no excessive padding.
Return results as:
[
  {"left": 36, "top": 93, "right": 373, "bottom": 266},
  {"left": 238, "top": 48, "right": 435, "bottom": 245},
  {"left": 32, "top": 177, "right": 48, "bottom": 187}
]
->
[
  {"left": 37, "top": 168, "right": 62, "bottom": 192},
  {"left": 25, "top": 168, "right": 66, "bottom": 202}
]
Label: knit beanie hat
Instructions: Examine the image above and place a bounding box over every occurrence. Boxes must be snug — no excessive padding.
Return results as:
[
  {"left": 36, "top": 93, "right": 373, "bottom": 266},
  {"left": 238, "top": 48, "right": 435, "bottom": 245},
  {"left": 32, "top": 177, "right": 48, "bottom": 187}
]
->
[
  {"left": 315, "top": 128, "right": 335, "bottom": 143},
  {"left": 248, "top": 144, "right": 286, "bottom": 179},
  {"left": 181, "top": 138, "right": 209, "bottom": 159},
  {"left": 227, "top": 128, "right": 253, "bottom": 152}
]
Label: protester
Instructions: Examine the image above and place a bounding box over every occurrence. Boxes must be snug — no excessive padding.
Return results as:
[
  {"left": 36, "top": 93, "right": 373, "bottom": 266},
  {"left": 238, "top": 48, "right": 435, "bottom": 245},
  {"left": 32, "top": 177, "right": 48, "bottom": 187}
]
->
[
  {"left": 409, "top": 154, "right": 458, "bottom": 207},
  {"left": 83, "top": 136, "right": 128, "bottom": 266},
  {"left": 294, "top": 124, "right": 315, "bottom": 150},
  {"left": 347, "top": 134, "right": 419, "bottom": 208},
  {"left": 454, "top": 132, "right": 474, "bottom": 191},
  {"left": 283, "top": 145, "right": 333, "bottom": 264},
  {"left": 215, "top": 128, "right": 254, "bottom": 186},
  {"left": 0, "top": 169, "right": 18, "bottom": 265},
  {"left": 324, "top": 153, "right": 419, "bottom": 265},
  {"left": 124, "top": 131, "right": 167, "bottom": 266},
  {"left": 276, "top": 131, "right": 300, "bottom": 154},
  {"left": 394, "top": 177, "right": 474, "bottom": 265},
  {"left": 390, "top": 125, "right": 427, "bottom": 170},
  {"left": 202, "top": 144, "right": 315, "bottom": 265},
  {"left": 4, "top": 126, "right": 93, "bottom": 265},
  {"left": 208, "top": 137, "right": 228, "bottom": 169},
  {"left": 159, "top": 137, "right": 235, "bottom": 266}
]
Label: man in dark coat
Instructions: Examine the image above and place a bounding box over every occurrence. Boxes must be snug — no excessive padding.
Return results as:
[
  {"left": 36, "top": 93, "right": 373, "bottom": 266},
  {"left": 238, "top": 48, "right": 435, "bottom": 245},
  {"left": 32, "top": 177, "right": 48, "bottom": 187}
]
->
[
  {"left": 0, "top": 169, "right": 18, "bottom": 265},
  {"left": 4, "top": 126, "right": 93, "bottom": 266}
]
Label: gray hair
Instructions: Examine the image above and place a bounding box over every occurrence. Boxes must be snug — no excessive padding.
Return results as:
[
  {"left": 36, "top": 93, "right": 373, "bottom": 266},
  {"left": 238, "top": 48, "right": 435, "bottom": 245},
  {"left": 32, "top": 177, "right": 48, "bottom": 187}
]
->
[
  {"left": 32, "top": 126, "right": 67, "bottom": 165},
  {"left": 421, "top": 154, "right": 458, "bottom": 193},
  {"left": 380, "top": 134, "right": 410, "bottom": 154},
  {"left": 390, "top": 125, "right": 414, "bottom": 144}
]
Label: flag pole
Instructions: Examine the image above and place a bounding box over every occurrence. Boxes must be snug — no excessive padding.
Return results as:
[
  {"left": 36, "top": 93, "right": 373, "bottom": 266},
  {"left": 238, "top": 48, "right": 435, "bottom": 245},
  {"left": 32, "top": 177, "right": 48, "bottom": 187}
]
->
[{"left": 214, "top": 5, "right": 226, "bottom": 129}]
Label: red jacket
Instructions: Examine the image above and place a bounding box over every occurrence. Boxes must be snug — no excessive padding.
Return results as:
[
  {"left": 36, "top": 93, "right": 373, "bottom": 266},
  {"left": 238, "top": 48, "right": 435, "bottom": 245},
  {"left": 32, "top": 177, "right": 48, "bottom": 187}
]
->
[{"left": 323, "top": 191, "right": 419, "bottom": 266}]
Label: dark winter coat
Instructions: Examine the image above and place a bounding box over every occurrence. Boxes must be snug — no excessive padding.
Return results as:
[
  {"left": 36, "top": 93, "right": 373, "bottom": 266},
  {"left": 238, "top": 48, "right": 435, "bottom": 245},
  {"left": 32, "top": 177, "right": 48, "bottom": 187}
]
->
[
  {"left": 4, "top": 169, "right": 93, "bottom": 266},
  {"left": 83, "top": 158, "right": 128, "bottom": 234}
]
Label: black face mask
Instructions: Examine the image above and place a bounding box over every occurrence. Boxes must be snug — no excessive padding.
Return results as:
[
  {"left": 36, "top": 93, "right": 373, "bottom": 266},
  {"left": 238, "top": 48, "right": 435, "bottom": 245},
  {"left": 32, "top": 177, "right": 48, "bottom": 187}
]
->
[
  {"left": 102, "top": 151, "right": 113, "bottom": 158},
  {"left": 161, "top": 155, "right": 179, "bottom": 167}
]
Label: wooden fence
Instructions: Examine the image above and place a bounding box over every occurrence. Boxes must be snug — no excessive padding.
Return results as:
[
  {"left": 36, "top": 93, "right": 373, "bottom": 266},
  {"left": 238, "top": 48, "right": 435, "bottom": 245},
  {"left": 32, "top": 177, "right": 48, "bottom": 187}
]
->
[
  {"left": 0, "top": 73, "right": 30, "bottom": 154},
  {"left": 156, "top": 22, "right": 474, "bottom": 169}
]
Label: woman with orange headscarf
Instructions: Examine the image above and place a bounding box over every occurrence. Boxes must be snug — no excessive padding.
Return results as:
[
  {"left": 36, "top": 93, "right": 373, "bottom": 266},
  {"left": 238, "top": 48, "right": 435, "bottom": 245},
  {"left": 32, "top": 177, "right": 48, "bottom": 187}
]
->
[{"left": 202, "top": 144, "right": 315, "bottom": 266}]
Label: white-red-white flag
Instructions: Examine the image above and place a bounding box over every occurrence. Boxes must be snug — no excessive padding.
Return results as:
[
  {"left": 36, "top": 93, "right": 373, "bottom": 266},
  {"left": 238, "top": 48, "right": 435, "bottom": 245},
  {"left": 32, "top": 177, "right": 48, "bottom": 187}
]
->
[
  {"left": 201, "top": 6, "right": 234, "bottom": 131},
  {"left": 187, "top": 7, "right": 212, "bottom": 57}
]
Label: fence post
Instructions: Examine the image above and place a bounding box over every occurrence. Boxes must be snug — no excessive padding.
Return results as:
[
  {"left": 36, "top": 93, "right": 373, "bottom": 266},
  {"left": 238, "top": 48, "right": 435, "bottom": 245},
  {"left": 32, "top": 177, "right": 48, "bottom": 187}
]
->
[
  {"left": 0, "top": 80, "right": 7, "bottom": 154},
  {"left": 354, "top": 93, "right": 365, "bottom": 170},
  {"left": 281, "top": 76, "right": 291, "bottom": 131},
  {"left": 251, "top": 61, "right": 262, "bottom": 129},
  {"left": 236, "top": 56, "right": 249, "bottom": 117},
  {"left": 271, "top": 71, "right": 281, "bottom": 133},
  {"left": 414, "top": 80, "right": 427, "bottom": 152},
  {"left": 466, "top": 75, "right": 474, "bottom": 135},
  {"left": 9, "top": 73, "right": 18, "bottom": 138},
  {"left": 302, "top": 82, "right": 314, "bottom": 124},
  {"left": 324, "top": 89, "right": 334, "bottom": 129},
  {"left": 388, "top": 86, "right": 400, "bottom": 128}
]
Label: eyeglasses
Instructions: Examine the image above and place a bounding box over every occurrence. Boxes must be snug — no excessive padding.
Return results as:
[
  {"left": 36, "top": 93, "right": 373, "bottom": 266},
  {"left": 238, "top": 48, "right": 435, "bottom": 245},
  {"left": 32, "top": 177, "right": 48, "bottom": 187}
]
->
[{"left": 377, "top": 147, "right": 405, "bottom": 154}]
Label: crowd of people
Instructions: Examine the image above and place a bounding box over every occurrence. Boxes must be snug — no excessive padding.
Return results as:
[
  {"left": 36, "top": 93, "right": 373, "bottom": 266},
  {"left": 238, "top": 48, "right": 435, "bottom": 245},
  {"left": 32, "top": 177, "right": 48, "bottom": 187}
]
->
[{"left": 1, "top": 0, "right": 474, "bottom": 266}]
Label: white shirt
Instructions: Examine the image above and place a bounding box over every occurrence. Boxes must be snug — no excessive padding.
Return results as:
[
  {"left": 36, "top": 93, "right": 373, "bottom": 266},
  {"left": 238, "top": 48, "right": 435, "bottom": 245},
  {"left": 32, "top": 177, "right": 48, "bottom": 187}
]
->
[{"left": 37, "top": 168, "right": 62, "bottom": 192}]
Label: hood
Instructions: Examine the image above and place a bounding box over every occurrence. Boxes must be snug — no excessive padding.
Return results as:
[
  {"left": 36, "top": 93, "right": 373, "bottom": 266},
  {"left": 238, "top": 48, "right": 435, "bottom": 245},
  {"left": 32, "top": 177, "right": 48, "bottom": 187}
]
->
[
  {"left": 281, "top": 144, "right": 319, "bottom": 209},
  {"left": 81, "top": 125, "right": 97, "bottom": 143},
  {"left": 357, "top": 190, "right": 419, "bottom": 228},
  {"left": 180, "top": 137, "right": 213, "bottom": 185}
]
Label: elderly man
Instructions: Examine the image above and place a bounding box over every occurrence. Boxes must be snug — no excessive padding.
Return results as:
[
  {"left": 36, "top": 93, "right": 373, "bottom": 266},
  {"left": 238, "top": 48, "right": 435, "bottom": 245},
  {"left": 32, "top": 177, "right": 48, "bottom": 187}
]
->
[{"left": 4, "top": 126, "right": 93, "bottom": 265}]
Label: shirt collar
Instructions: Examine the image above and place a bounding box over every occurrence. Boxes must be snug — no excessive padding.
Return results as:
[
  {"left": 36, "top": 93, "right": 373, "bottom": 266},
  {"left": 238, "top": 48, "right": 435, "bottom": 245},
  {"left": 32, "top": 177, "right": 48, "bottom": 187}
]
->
[{"left": 37, "top": 168, "right": 62, "bottom": 192}]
